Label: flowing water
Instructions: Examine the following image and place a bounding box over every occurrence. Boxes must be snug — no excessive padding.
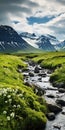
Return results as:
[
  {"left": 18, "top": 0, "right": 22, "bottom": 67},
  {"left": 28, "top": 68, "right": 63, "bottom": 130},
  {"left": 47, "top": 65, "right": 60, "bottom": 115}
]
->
[{"left": 23, "top": 61, "right": 65, "bottom": 130}]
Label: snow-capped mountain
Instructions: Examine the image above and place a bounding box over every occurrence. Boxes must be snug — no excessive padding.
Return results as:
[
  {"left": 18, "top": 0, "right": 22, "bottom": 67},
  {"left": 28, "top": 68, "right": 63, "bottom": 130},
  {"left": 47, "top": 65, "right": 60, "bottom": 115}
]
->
[
  {"left": 20, "top": 32, "right": 56, "bottom": 51},
  {"left": 55, "top": 40, "right": 65, "bottom": 50},
  {"left": 46, "top": 34, "right": 59, "bottom": 45},
  {"left": 0, "top": 26, "right": 64, "bottom": 53},
  {"left": 36, "top": 35, "right": 55, "bottom": 51},
  {"left": 20, "top": 32, "right": 38, "bottom": 48},
  {"left": 20, "top": 32, "right": 37, "bottom": 39},
  {"left": 0, "top": 25, "right": 36, "bottom": 53}
]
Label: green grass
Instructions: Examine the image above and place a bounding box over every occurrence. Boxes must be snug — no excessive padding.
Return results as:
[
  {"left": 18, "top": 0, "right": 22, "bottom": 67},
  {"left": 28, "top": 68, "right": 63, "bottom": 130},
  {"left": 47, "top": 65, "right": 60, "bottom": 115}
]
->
[
  {"left": 32, "top": 51, "right": 65, "bottom": 86},
  {"left": 0, "top": 54, "right": 47, "bottom": 130},
  {"left": 1, "top": 51, "right": 65, "bottom": 130}
]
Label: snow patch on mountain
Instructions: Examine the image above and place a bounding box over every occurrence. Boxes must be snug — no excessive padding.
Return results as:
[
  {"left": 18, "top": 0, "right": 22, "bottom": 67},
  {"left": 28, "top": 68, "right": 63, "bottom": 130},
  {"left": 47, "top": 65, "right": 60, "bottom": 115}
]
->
[{"left": 22, "top": 37, "right": 38, "bottom": 48}]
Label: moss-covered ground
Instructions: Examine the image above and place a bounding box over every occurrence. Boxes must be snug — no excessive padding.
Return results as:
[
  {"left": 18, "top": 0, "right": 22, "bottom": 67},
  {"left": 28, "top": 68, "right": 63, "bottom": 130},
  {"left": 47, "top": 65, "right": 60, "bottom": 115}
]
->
[
  {"left": 0, "top": 51, "right": 65, "bottom": 130},
  {"left": 0, "top": 54, "right": 47, "bottom": 130}
]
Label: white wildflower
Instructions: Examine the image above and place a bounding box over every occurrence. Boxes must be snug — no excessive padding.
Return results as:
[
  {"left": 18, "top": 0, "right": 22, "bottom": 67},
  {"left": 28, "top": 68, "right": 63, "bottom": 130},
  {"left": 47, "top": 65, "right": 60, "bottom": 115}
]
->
[
  {"left": 3, "top": 94, "right": 6, "bottom": 97},
  {"left": 7, "top": 116, "right": 10, "bottom": 121},
  {"left": 15, "top": 89, "right": 18, "bottom": 93},
  {"left": 7, "top": 95, "right": 11, "bottom": 98},
  {"left": 22, "top": 97, "right": 24, "bottom": 100},
  {"left": 10, "top": 112, "right": 15, "bottom": 118},
  {"left": 9, "top": 99, "right": 12, "bottom": 103},
  {"left": 3, "top": 111, "right": 7, "bottom": 115},
  {"left": 12, "top": 89, "right": 15, "bottom": 92},
  {"left": 5, "top": 100, "right": 8, "bottom": 103},
  {"left": 3, "top": 88, "right": 7, "bottom": 94},
  {"left": 17, "top": 104, "right": 20, "bottom": 108},
  {"left": 7, "top": 88, "right": 12, "bottom": 92},
  {"left": 13, "top": 105, "right": 16, "bottom": 108},
  {"left": 18, "top": 94, "right": 23, "bottom": 97}
]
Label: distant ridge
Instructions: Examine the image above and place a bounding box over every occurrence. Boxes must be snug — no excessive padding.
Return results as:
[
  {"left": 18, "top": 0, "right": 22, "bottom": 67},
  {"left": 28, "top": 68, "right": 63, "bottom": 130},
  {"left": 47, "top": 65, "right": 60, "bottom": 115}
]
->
[
  {"left": 0, "top": 25, "right": 37, "bottom": 53},
  {"left": 20, "top": 32, "right": 55, "bottom": 51}
]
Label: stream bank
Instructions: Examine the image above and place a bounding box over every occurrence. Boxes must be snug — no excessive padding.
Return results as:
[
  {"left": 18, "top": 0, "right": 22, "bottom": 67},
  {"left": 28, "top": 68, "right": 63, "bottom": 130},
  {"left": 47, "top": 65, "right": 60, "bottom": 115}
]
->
[{"left": 22, "top": 60, "right": 65, "bottom": 130}]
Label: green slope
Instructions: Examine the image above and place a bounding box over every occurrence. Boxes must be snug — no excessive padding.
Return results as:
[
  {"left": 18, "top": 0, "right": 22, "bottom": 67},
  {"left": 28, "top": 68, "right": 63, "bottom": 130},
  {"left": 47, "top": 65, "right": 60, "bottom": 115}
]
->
[{"left": 0, "top": 54, "right": 47, "bottom": 130}]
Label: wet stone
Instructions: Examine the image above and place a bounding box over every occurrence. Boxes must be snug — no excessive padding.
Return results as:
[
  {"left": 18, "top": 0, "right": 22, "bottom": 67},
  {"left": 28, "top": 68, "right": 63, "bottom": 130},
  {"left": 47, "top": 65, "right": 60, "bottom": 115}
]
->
[
  {"left": 47, "top": 102, "right": 62, "bottom": 114},
  {"left": 56, "top": 99, "right": 65, "bottom": 106},
  {"left": 53, "top": 124, "right": 61, "bottom": 129},
  {"left": 62, "top": 111, "right": 65, "bottom": 115},
  {"left": 34, "top": 66, "right": 39, "bottom": 73},
  {"left": 46, "top": 112, "right": 55, "bottom": 121},
  {"left": 46, "top": 94, "right": 55, "bottom": 98},
  {"left": 47, "top": 70, "right": 52, "bottom": 74},
  {"left": 29, "top": 72, "right": 34, "bottom": 77},
  {"left": 38, "top": 73, "right": 46, "bottom": 77},
  {"left": 58, "top": 88, "right": 65, "bottom": 93}
]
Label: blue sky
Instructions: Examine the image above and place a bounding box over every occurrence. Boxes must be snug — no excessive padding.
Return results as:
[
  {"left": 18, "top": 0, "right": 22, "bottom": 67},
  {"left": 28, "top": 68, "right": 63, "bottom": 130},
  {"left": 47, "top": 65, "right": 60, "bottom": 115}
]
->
[
  {"left": 0, "top": 0, "right": 65, "bottom": 40},
  {"left": 27, "top": 16, "right": 55, "bottom": 24}
]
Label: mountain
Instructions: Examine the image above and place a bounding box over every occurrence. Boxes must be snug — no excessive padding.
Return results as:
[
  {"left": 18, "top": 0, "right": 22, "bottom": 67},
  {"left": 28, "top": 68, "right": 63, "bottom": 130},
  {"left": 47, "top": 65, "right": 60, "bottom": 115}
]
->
[
  {"left": 20, "top": 32, "right": 55, "bottom": 51},
  {"left": 55, "top": 40, "right": 65, "bottom": 50},
  {"left": 0, "top": 25, "right": 37, "bottom": 53},
  {"left": 20, "top": 32, "right": 37, "bottom": 39},
  {"left": 20, "top": 32, "right": 39, "bottom": 48},
  {"left": 36, "top": 35, "right": 55, "bottom": 51},
  {"left": 46, "top": 34, "right": 59, "bottom": 45}
]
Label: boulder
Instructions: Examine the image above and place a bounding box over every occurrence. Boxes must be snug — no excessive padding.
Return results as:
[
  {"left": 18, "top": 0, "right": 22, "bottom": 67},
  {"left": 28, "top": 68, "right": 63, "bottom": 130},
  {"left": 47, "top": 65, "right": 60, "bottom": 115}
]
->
[
  {"left": 46, "top": 94, "right": 55, "bottom": 98},
  {"left": 47, "top": 70, "right": 52, "bottom": 74},
  {"left": 47, "top": 102, "right": 62, "bottom": 114},
  {"left": 29, "top": 72, "right": 34, "bottom": 77},
  {"left": 33, "top": 84, "right": 45, "bottom": 96},
  {"left": 56, "top": 99, "right": 65, "bottom": 106},
  {"left": 28, "top": 61, "right": 36, "bottom": 66},
  {"left": 38, "top": 77, "right": 42, "bottom": 81},
  {"left": 53, "top": 124, "right": 61, "bottom": 129},
  {"left": 24, "top": 81, "right": 33, "bottom": 88},
  {"left": 54, "top": 82, "right": 65, "bottom": 88},
  {"left": 34, "top": 67, "right": 39, "bottom": 73},
  {"left": 46, "top": 112, "right": 55, "bottom": 120},
  {"left": 58, "top": 88, "right": 65, "bottom": 93},
  {"left": 62, "top": 109, "right": 65, "bottom": 115},
  {"left": 22, "top": 68, "right": 29, "bottom": 72},
  {"left": 38, "top": 73, "right": 46, "bottom": 77},
  {"left": 36, "top": 89, "right": 45, "bottom": 96}
]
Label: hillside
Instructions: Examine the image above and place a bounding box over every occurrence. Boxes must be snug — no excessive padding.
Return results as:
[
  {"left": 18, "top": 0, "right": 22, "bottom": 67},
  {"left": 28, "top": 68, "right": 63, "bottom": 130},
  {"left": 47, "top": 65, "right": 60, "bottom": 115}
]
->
[
  {"left": 0, "top": 25, "right": 38, "bottom": 53},
  {"left": 0, "top": 54, "right": 47, "bottom": 130}
]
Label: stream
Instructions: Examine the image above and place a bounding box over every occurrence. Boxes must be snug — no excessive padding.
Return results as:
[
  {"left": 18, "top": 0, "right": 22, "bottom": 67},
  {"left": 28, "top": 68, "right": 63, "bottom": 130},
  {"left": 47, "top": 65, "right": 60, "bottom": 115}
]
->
[{"left": 22, "top": 61, "right": 65, "bottom": 130}]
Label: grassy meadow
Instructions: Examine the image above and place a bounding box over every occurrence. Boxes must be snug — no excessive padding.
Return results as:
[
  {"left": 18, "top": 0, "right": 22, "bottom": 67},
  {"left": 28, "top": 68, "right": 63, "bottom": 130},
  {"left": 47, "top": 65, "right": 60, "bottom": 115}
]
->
[
  {"left": 0, "top": 51, "right": 65, "bottom": 130},
  {"left": 0, "top": 54, "right": 47, "bottom": 130}
]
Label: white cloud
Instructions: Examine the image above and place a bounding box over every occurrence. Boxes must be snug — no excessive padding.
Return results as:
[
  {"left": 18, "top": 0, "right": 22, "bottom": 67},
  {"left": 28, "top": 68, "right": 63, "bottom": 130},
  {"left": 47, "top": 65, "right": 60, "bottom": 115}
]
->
[{"left": 0, "top": 0, "right": 65, "bottom": 40}]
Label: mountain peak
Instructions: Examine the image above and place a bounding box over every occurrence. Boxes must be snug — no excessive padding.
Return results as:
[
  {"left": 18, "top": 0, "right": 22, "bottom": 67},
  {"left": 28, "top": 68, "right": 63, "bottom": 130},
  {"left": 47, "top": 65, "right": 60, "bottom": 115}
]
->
[
  {"left": 20, "top": 32, "right": 55, "bottom": 51},
  {"left": 20, "top": 32, "right": 37, "bottom": 39},
  {"left": 0, "top": 25, "right": 36, "bottom": 53}
]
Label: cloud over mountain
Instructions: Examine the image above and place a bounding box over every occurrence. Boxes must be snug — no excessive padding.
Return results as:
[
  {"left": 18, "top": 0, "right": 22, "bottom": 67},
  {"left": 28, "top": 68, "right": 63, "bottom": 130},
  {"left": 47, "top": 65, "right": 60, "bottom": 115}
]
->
[{"left": 0, "top": 0, "right": 65, "bottom": 40}]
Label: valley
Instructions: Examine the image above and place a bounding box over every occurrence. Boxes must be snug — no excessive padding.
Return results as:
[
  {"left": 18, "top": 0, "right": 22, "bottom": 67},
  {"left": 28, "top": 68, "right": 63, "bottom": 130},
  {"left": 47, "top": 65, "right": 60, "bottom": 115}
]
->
[
  {"left": 0, "top": 0, "right": 65, "bottom": 129},
  {"left": 0, "top": 51, "right": 65, "bottom": 130}
]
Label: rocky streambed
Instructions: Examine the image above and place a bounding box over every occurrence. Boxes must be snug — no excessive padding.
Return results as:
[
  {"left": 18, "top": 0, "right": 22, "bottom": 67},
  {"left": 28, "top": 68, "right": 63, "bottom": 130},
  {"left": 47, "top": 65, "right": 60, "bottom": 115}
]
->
[{"left": 22, "top": 60, "right": 65, "bottom": 130}]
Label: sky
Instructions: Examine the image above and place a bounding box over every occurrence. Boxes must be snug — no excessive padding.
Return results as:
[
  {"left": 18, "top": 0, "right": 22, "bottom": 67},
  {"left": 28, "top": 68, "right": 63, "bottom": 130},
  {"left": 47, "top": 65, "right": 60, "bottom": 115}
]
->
[{"left": 0, "top": 0, "right": 65, "bottom": 40}]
